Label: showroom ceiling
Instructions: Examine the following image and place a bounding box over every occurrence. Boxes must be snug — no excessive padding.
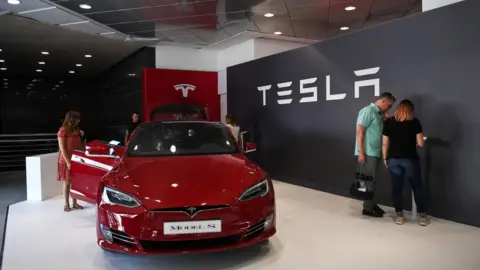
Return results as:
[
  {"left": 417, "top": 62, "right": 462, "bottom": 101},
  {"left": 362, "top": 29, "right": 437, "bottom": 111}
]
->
[
  {"left": 46, "top": 0, "right": 422, "bottom": 45},
  {"left": 0, "top": 14, "right": 143, "bottom": 78}
]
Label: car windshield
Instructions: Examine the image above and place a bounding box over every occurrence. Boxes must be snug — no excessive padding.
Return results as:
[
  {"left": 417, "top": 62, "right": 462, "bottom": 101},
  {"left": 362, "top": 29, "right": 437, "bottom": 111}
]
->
[{"left": 126, "top": 122, "right": 239, "bottom": 157}]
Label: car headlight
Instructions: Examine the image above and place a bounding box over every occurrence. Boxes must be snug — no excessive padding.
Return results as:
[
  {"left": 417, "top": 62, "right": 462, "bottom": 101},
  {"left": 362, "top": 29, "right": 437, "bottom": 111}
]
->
[
  {"left": 101, "top": 186, "right": 141, "bottom": 208},
  {"left": 238, "top": 179, "right": 270, "bottom": 201}
]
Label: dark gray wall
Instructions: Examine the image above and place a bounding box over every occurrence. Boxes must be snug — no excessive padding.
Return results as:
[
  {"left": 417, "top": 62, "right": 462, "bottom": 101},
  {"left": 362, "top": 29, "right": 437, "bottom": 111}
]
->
[{"left": 227, "top": 0, "right": 480, "bottom": 227}]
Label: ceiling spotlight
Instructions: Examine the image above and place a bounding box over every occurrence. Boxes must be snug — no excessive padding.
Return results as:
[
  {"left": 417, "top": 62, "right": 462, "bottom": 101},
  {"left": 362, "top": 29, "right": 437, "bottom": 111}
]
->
[
  {"left": 79, "top": 4, "right": 92, "bottom": 9},
  {"left": 0, "top": 49, "right": 2, "bottom": 52},
  {"left": 39, "top": 61, "right": 45, "bottom": 65},
  {"left": 69, "top": 71, "right": 75, "bottom": 74},
  {"left": 345, "top": 6, "right": 356, "bottom": 11},
  {"left": 0, "top": 68, "right": 6, "bottom": 71},
  {"left": 36, "top": 69, "right": 42, "bottom": 72},
  {"left": 59, "top": 81, "right": 64, "bottom": 83},
  {"left": 274, "top": 31, "right": 282, "bottom": 35},
  {"left": 55, "top": 85, "right": 59, "bottom": 87},
  {"left": 264, "top": 13, "right": 274, "bottom": 18},
  {"left": 85, "top": 54, "right": 92, "bottom": 58},
  {"left": 340, "top": 26, "right": 350, "bottom": 31},
  {"left": 99, "top": 32, "right": 115, "bottom": 35},
  {"left": 8, "top": 0, "right": 21, "bottom": 5},
  {"left": 41, "top": 51, "right": 49, "bottom": 55},
  {"left": 3, "top": 78, "right": 7, "bottom": 81},
  {"left": 76, "top": 64, "right": 82, "bottom": 67},
  {"left": 0, "top": 60, "right": 4, "bottom": 63}
]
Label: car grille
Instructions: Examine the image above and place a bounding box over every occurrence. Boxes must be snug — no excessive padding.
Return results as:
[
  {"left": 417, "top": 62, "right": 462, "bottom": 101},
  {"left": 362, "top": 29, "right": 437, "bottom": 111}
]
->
[
  {"left": 243, "top": 219, "right": 265, "bottom": 240},
  {"left": 151, "top": 205, "right": 229, "bottom": 216},
  {"left": 139, "top": 234, "right": 242, "bottom": 252},
  {"left": 111, "top": 228, "right": 137, "bottom": 248}
]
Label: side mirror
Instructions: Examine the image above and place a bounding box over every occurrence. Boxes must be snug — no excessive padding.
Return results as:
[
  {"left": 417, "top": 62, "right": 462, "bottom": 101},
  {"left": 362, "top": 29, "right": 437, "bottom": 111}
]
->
[
  {"left": 86, "top": 145, "right": 111, "bottom": 156},
  {"left": 245, "top": 142, "right": 257, "bottom": 153}
]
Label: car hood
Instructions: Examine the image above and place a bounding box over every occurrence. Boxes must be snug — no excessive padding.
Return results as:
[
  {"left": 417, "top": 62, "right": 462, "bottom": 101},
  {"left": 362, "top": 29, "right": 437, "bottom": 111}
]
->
[{"left": 107, "top": 154, "right": 265, "bottom": 210}]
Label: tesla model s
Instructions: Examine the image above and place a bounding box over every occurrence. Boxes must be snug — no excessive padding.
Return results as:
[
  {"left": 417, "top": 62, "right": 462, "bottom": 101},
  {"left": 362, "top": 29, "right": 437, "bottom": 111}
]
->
[{"left": 69, "top": 121, "right": 276, "bottom": 254}]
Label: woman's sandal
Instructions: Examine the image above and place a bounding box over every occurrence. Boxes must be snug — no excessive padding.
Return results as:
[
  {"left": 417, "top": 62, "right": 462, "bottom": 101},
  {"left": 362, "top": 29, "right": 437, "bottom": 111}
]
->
[
  {"left": 72, "top": 203, "right": 84, "bottom": 210},
  {"left": 64, "top": 205, "right": 71, "bottom": 212}
]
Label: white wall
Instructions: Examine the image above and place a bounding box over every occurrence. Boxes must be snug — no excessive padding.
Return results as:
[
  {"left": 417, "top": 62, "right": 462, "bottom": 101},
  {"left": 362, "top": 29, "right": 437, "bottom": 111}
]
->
[
  {"left": 217, "top": 39, "right": 255, "bottom": 71},
  {"left": 155, "top": 38, "right": 309, "bottom": 72},
  {"left": 254, "top": 38, "right": 307, "bottom": 59},
  {"left": 422, "top": 0, "right": 463, "bottom": 11},
  {"left": 156, "top": 44, "right": 218, "bottom": 71}
]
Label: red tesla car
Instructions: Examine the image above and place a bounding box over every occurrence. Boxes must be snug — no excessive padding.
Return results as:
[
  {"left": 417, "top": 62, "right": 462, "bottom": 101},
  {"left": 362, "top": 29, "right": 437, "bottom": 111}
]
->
[{"left": 70, "top": 120, "right": 276, "bottom": 254}]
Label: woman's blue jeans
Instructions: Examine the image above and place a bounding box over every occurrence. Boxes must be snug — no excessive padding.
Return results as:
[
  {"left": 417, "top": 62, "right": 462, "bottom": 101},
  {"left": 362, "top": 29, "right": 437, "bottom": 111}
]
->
[{"left": 387, "top": 158, "right": 427, "bottom": 214}]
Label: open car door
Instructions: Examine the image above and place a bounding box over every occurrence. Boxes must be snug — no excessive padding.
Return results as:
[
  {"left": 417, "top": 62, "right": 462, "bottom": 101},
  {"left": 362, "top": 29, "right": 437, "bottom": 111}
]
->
[{"left": 70, "top": 140, "right": 124, "bottom": 204}]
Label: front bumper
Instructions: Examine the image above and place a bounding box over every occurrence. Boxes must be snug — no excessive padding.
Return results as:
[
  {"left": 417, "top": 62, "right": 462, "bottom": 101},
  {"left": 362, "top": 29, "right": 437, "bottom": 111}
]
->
[{"left": 96, "top": 198, "right": 276, "bottom": 254}]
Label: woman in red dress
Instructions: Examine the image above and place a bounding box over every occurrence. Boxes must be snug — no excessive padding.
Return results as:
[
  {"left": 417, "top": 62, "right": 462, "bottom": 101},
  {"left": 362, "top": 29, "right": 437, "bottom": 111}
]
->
[{"left": 57, "top": 110, "right": 84, "bottom": 212}]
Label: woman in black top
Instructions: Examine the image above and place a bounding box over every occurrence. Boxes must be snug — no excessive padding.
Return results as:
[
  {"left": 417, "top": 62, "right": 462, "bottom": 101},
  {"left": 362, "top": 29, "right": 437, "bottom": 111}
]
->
[{"left": 382, "top": 100, "right": 429, "bottom": 226}]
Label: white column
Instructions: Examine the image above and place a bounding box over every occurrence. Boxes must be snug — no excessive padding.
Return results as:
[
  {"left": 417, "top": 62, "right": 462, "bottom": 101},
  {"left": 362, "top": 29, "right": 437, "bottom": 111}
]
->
[{"left": 422, "top": 0, "right": 464, "bottom": 11}]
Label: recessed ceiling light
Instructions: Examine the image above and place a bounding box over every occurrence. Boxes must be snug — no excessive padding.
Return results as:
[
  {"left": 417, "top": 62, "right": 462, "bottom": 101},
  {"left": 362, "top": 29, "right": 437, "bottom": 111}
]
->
[
  {"left": 36, "top": 69, "right": 42, "bottom": 72},
  {"left": 3, "top": 79, "right": 7, "bottom": 81},
  {"left": 85, "top": 54, "right": 92, "bottom": 58},
  {"left": 41, "top": 51, "right": 49, "bottom": 55},
  {"left": 345, "top": 6, "right": 356, "bottom": 11},
  {"left": 69, "top": 71, "right": 75, "bottom": 74},
  {"left": 0, "top": 60, "right": 4, "bottom": 63},
  {"left": 76, "top": 64, "right": 82, "bottom": 67},
  {"left": 264, "top": 13, "right": 274, "bottom": 18},
  {"left": 340, "top": 26, "right": 350, "bottom": 31},
  {"left": 39, "top": 61, "right": 45, "bottom": 65},
  {"left": 8, "top": 0, "right": 21, "bottom": 5},
  {"left": 79, "top": 4, "right": 92, "bottom": 9},
  {"left": 59, "top": 81, "right": 64, "bottom": 83},
  {"left": 274, "top": 31, "right": 282, "bottom": 35},
  {"left": 0, "top": 68, "right": 6, "bottom": 71},
  {"left": 55, "top": 85, "right": 59, "bottom": 87}
]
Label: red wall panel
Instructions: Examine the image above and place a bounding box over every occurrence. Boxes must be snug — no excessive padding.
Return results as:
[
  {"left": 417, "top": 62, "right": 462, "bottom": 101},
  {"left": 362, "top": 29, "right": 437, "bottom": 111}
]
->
[{"left": 142, "top": 68, "right": 220, "bottom": 122}]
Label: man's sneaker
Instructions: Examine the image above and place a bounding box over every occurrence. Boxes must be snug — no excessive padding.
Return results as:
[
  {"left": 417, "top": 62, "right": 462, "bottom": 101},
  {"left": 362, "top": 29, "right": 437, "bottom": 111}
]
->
[
  {"left": 362, "top": 209, "right": 383, "bottom": 218},
  {"left": 419, "top": 216, "right": 430, "bottom": 226},
  {"left": 396, "top": 216, "right": 406, "bottom": 225}
]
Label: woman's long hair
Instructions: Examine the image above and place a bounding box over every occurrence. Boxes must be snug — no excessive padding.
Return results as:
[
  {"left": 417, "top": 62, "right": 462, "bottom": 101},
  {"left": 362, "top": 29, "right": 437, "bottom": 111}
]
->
[
  {"left": 225, "top": 114, "right": 238, "bottom": 127},
  {"left": 394, "top": 99, "right": 414, "bottom": 122},
  {"left": 62, "top": 110, "right": 81, "bottom": 133}
]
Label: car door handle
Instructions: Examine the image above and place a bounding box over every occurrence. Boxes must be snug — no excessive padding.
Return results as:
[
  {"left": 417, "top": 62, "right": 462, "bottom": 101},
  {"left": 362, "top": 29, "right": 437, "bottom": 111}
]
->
[{"left": 80, "top": 158, "right": 85, "bottom": 163}]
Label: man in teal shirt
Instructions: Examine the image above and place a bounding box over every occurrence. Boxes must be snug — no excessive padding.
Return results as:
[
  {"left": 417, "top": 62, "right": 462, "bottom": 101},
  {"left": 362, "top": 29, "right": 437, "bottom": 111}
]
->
[{"left": 355, "top": 92, "right": 396, "bottom": 217}]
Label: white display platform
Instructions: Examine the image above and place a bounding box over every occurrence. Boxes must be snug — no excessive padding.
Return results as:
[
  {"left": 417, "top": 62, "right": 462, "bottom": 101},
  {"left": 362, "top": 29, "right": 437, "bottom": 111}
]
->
[
  {"left": 26, "top": 152, "right": 62, "bottom": 201},
  {"left": 3, "top": 181, "right": 480, "bottom": 270}
]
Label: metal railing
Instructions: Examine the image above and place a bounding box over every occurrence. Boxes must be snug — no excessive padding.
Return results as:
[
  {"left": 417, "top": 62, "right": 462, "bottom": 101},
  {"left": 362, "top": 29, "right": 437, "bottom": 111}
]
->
[{"left": 0, "top": 133, "right": 58, "bottom": 171}]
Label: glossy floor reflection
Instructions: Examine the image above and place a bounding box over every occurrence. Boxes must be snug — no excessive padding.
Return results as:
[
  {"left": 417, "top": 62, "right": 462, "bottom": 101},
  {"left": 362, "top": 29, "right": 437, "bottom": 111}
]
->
[{"left": 2, "top": 181, "right": 480, "bottom": 270}]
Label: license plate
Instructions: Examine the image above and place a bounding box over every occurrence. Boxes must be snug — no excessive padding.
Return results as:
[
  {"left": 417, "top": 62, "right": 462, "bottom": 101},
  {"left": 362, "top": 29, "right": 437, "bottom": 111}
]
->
[{"left": 163, "top": 220, "right": 222, "bottom": 235}]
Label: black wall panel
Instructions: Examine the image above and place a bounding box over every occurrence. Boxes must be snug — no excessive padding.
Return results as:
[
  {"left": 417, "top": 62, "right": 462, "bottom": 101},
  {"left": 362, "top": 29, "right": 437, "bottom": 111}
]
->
[
  {"left": 0, "top": 47, "right": 155, "bottom": 142},
  {"left": 227, "top": 0, "right": 480, "bottom": 226}
]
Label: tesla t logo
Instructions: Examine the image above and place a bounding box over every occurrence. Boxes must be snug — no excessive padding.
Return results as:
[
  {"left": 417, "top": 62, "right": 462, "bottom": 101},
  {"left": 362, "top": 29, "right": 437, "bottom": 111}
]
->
[
  {"left": 174, "top": 84, "right": 196, "bottom": 98},
  {"left": 257, "top": 67, "right": 380, "bottom": 106},
  {"left": 186, "top": 207, "right": 197, "bottom": 216}
]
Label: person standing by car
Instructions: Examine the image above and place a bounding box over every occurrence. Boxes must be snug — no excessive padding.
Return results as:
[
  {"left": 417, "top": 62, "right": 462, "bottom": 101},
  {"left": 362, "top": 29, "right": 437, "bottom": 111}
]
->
[
  {"left": 354, "top": 92, "right": 396, "bottom": 217},
  {"left": 225, "top": 114, "right": 242, "bottom": 145},
  {"left": 382, "top": 99, "right": 428, "bottom": 226},
  {"left": 125, "top": 112, "right": 140, "bottom": 145},
  {"left": 57, "top": 110, "right": 84, "bottom": 212}
]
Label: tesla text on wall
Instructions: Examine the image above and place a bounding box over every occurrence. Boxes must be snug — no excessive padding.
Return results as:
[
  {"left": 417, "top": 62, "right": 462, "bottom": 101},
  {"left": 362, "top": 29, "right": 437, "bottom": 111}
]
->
[{"left": 257, "top": 67, "right": 380, "bottom": 106}]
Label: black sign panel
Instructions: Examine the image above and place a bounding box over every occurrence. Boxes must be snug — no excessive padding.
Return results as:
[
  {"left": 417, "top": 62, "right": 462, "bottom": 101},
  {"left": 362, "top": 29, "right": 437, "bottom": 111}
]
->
[{"left": 227, "top": 0, "right": 480, "bottom": 227}]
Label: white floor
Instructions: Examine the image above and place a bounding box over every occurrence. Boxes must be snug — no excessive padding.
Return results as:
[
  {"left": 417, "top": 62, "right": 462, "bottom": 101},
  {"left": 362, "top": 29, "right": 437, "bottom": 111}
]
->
[{"left": 2, "top": 181, "right": 480, "bottom": 270}]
